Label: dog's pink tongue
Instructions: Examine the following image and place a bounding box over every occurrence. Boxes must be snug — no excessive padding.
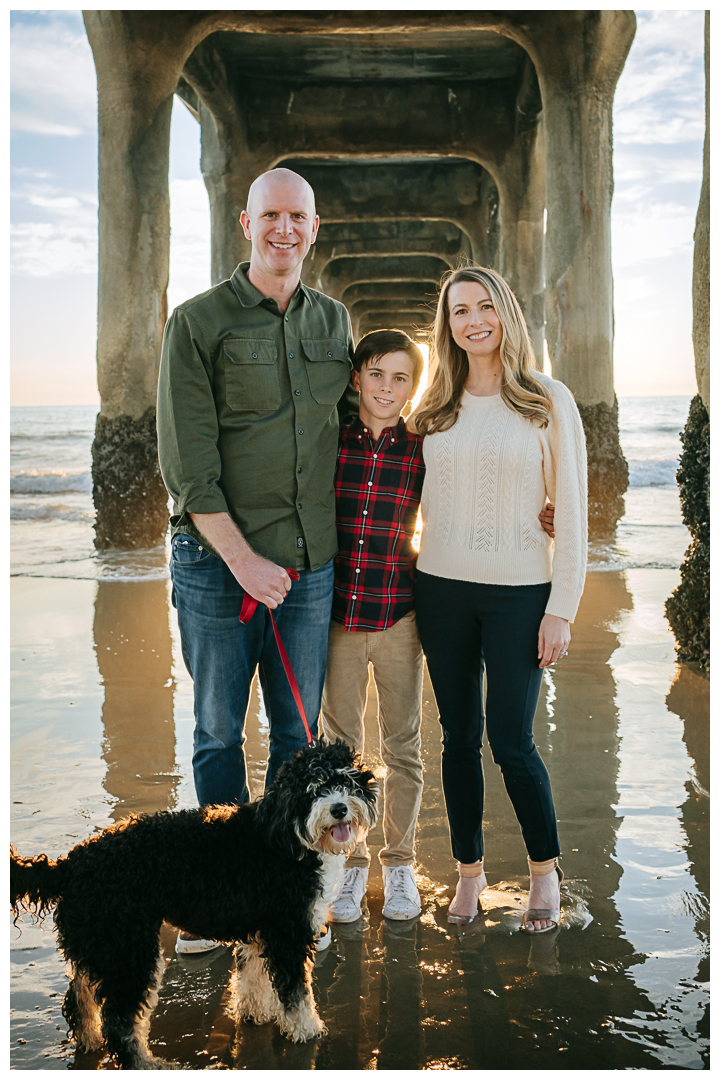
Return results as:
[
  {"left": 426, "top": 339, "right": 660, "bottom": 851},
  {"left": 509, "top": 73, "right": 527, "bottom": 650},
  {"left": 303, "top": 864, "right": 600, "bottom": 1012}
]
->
[{"left": 331, "top": 822, "right": 351, "bottom": 843}]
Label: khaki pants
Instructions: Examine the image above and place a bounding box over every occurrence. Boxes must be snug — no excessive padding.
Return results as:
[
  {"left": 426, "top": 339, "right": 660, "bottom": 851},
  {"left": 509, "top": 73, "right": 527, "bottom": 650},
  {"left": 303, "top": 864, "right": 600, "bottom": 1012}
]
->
[{"left": 321, "top": 611, "right": 424, "bottom": 868}]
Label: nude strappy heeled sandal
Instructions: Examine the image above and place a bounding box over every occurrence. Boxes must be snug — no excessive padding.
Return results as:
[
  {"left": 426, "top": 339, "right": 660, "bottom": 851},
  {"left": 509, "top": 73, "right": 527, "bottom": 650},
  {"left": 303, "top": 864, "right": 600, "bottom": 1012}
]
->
[
  {"left": 447, "top": 859, "right": 486, "bottom": 925},
  {"left": 520, "top": 856, "right": 564, "bottom": 934}
]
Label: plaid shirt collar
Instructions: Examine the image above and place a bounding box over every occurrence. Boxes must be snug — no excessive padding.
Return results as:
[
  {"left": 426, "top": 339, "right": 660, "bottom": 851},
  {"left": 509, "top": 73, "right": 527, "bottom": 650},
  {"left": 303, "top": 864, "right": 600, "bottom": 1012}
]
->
[{"left": 346, "top": 413, "right": 407, "bottom": 450}]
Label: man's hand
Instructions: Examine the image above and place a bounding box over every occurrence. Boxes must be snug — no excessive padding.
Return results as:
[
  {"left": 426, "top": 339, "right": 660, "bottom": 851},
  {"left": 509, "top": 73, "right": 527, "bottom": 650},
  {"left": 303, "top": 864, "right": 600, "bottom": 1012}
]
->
[
  {"left": 538, "top": 613, "right": 570, "bottom": 669},
  {"left": 189, "top": 512, "right": 292, "bottom": 609},
  {"left": 231, "top": 549, "right": 292, "bottom": 610},
  {"left": 539, "top": 502, "right": 555, "bottom": 538}
]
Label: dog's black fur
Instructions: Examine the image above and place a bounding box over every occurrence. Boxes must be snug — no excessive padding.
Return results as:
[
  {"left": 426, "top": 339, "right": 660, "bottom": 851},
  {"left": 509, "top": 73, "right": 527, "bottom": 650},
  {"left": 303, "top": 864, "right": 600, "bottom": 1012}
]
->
[{"left": 11, "top": 739, "right": 377, "bottom": 1069}]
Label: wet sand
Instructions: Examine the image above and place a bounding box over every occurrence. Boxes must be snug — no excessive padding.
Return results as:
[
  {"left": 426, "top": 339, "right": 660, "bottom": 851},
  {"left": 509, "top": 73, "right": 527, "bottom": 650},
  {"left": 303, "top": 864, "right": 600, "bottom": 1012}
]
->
[{"left": 10, "top": 569, "right": 709, "bottom": 1070}]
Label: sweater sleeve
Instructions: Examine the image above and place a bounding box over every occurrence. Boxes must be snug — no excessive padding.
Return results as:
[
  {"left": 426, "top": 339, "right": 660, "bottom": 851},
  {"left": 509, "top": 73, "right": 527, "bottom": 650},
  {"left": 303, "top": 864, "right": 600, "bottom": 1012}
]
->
[{"left": 543, "top": 381, "right": 588, "bottom": 621}]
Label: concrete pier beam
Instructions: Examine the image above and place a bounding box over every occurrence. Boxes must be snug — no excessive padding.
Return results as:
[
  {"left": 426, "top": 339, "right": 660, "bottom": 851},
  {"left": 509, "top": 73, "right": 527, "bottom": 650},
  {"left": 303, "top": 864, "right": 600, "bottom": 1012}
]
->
[
  {"left": 83, "top": 12, "right": 201, "bottom": 549},
  {"left": 665, "top": 11, "right": 710, "bottom": 671},
  {"left": 303, "top": 220, "right": 472, "bottom": 290},
  {"left": 515, "top": 11, "right": 636, "bottom": 534},
  {"left": 494, "top": 58, "right": 546, "bottom": 363},
  {"left": 692, "top": 11, "right": 710, "bottom": 418},
  {"left": 344, "top": 281, "right": 438, "bottom": 339},
  {"left": 178, "top": 51, "right": 262, "bottom": 282},
  {"left": 344, "top": 282, "right": 440, "bottom": 308},
  {"left": 289, "top": 159, "right": 500, "bottom": 267},
  {"left": 321, "top": 255, "right": 451, "bottom": 304},
  {"left": 84, "top": 11, "right": 636, "bottom": 542},
  {"left": 358, "top": 312, "right": 431, "bottom": 338}
]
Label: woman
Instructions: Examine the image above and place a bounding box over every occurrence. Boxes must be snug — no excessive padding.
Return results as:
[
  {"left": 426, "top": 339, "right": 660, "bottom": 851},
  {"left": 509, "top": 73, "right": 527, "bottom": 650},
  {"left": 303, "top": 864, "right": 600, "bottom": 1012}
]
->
[{"left": 410, "top": 266, "right": 587, "bottom": 932}]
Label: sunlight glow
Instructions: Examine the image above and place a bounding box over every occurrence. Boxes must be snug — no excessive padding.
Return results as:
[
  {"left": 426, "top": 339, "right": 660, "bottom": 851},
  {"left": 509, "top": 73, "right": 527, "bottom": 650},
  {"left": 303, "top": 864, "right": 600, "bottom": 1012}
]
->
[
  {"left": 411, "top": 343, "right": 430, "bottom": 412},
  {"left": 408, "top": 343, "right": 430, "bottom": 551}
]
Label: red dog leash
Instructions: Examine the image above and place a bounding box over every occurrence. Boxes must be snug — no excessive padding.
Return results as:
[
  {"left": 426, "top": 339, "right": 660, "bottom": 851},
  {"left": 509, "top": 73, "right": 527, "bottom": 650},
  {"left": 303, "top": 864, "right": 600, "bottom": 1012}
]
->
[{"left": 238, "top": 569, "right": 315, "bottom": 747}]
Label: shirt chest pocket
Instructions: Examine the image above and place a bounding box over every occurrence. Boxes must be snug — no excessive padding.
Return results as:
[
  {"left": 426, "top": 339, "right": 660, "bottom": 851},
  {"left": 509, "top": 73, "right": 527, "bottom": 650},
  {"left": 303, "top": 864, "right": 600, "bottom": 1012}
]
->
[
  {"left": 222, "top": 338, "right": 280, "bottom": 412},
  {"left": 301, "top": 338, "right": 352, "bottom": 405}
]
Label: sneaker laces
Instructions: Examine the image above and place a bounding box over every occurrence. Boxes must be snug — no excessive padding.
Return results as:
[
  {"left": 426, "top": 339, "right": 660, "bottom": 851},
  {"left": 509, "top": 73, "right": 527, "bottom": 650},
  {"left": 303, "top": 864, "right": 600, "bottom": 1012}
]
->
[
  {"left": 336, "top": 867, "right": 365, "bottom": 903},
  {"left": 387, "top": 866, "right": 416, "bottom": 900}
]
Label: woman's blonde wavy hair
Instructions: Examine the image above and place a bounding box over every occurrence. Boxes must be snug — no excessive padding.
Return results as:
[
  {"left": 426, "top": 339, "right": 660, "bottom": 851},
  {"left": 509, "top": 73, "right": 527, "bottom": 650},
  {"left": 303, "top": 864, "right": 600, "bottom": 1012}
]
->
[{"left": 409, "top": 265, "right": 552, "bottom": 435}]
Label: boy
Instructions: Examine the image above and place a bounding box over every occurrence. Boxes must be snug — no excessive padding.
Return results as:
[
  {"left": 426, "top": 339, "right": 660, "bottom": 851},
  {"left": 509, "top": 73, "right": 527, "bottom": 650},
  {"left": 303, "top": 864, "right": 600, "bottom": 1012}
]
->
[
  {"left": 322, "top": 329, "right": 427, "bottom": 922},
  {"left": 321, "top": 329, "right": 557, "bottom": 924}
]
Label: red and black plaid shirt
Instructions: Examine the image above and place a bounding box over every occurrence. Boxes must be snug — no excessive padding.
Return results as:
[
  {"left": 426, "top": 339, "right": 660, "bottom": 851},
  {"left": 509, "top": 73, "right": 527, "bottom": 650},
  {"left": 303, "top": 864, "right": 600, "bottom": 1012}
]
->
[{"left": 332, "top": 415, "right": 425, "bottom": 631}]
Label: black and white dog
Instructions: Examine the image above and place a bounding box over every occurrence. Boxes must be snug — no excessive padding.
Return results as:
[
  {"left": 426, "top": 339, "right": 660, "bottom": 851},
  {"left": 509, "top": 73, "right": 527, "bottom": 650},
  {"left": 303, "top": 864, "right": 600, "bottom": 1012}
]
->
[{"left": 11, "top": 739, "right": 377, "bottom": 1070}]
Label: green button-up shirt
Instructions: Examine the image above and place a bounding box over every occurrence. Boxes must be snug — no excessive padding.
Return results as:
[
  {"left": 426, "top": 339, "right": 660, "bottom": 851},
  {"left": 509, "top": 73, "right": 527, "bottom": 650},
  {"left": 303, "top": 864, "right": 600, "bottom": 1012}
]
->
[{"left": 157, "top": 263, "right": 357, "bottom": 571}]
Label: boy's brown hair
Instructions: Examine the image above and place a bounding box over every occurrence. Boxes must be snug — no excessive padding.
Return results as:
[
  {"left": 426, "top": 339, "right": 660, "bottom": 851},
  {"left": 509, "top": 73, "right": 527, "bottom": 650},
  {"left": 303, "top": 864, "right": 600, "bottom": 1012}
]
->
[{"left": 352, "top": 329, "right": 424, "bottom": 391}]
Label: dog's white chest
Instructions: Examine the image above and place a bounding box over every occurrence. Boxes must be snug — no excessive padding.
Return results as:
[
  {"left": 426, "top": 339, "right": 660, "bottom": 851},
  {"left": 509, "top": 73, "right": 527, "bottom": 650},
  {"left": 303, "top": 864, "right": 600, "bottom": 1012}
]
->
[{"left": 312, "top": 854, "right": 346, "bottom": 931}]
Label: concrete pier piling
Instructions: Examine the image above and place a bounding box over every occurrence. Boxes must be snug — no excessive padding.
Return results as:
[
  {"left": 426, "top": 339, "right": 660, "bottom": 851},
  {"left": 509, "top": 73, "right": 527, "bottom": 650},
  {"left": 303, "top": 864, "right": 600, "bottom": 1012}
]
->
[
  {"left": 666, "top": 11, "right": 710, "bottom": 671},
  {"left": 84, "top": 10, "right": 636, "bottom": 545}
]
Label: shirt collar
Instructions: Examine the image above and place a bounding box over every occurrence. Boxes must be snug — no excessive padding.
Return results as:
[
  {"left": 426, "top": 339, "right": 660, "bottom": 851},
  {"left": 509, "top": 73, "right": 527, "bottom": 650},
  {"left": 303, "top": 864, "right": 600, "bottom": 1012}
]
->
[
  {"left": 348, "top": 414, "right": 406, "bottom": 447},
  {"left": 229, "top": 261, "right": 312, "bottom": 310}
]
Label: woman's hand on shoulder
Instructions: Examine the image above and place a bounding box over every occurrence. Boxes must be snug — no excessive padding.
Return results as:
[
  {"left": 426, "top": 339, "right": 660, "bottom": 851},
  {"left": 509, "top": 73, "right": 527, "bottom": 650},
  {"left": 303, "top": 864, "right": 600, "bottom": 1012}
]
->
[{"left": 538, "top": 613, "right": 570, "bottom": 669}]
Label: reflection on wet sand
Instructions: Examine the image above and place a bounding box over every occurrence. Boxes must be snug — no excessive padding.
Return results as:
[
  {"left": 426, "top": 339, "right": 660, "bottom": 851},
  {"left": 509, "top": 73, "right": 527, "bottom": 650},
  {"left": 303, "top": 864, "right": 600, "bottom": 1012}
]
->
[
  {"left": 93, "top": 581, "right": 178, "bottom": 817},
  {"left": 10, "top": 570, "right": 709, "bottom": 1069},
  {"left": 668, "top": 663, "right": 710, "bottom": 906}
]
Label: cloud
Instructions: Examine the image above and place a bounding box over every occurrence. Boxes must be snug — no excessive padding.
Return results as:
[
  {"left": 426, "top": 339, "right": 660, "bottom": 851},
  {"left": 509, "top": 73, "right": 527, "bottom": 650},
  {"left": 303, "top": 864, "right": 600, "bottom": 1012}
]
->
[
  {"left": 614, "top": 150, "right": 703, "bottom": 190},
  {"left": 12, "top": 166, "right": 55, "bottom": 180},
  {"left": 11, "top": 220, "right": 98, "bottom": 276},
  {"left": 614, "top": 10, "right": 705, "bottom": 147},
  {"left": 11, "top": 13, "right": 97, "bottom": 137},
  {"left": 612, "top": 201, "right": 696, "bottom": 269}
]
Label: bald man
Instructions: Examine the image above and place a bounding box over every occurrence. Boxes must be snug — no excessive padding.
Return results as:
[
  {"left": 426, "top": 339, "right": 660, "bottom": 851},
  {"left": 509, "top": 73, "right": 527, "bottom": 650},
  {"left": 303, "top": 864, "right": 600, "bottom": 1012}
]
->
[{"left": 158, "top": 170, "right": 356, "bottom": 944}]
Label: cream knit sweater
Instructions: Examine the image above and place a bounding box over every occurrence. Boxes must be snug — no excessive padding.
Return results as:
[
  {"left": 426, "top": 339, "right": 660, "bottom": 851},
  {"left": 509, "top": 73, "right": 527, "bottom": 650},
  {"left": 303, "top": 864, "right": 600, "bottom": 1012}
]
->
[{"left": 417, "top": 372, "right": 588, "bottom": 622}]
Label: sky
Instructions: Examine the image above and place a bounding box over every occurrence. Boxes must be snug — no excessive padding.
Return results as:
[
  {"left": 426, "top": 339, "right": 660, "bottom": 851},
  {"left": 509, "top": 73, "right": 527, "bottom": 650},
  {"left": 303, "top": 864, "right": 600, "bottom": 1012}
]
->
[{"left": 10, "top": 8, "right": 706, "bottom": 406}]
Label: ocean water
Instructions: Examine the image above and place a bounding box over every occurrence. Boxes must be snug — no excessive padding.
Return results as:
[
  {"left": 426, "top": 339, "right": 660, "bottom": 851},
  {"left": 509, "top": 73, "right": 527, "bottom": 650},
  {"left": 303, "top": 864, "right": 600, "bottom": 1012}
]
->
[{"left": 10, "top": 397, "right": 692, "bottom": 579}]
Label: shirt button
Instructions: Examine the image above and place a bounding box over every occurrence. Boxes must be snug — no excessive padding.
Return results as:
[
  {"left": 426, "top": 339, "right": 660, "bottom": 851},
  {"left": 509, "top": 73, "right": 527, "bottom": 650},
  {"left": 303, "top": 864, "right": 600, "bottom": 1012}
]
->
[
  {"left": 367, "top": 481, "right": 372, "bottom": 487},
  {"left": 363, "top": 510, "right": 368, "bottom": 515},
  {"left": 285, "top": 316, "right": 289, "bottom": 322},
  {"left": 252, "top": 352, "right": 258, "bottom": 359},
  {"left": 373, "top": 453, "right": 377, "bottom": 458},
  {"left": 327, "top": 351, "right": 333, "bottom": 357},
  {"left": 355, "top": 568, "right": 360, "bottom": 574},
  {"left": 298, "top": 428, "right": 304, "bottom": 435},
  {"left": 298, "top": 503, "right": 303, "bottom": 510},
  {"left": 359, "top": 539, "right": 364, "bottom": 544},
  {"left": 289, "top": 352, "right": 294, "bottom": 358},
  {"left": 352, "top": 594, "right": 357, "bottom": 600},
  {"left": 294, "top": 389, "right": 301, "bottom": 395},
  {"left": 297, "top": 466, "right": 303, "bottom": 473}
]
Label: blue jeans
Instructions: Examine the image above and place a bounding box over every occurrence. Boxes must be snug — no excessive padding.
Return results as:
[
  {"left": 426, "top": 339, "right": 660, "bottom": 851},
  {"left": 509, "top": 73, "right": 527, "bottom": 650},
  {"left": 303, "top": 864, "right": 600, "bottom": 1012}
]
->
[{"left": 170, "top": 534, "right": 334, "bottom": 807}]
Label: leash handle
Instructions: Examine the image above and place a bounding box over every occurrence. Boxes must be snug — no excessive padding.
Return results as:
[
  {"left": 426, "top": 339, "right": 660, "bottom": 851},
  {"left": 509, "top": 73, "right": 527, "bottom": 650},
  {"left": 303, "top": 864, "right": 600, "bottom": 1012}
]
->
[{"left": 238, "top": 569, "right": 314, "bottom": 746}]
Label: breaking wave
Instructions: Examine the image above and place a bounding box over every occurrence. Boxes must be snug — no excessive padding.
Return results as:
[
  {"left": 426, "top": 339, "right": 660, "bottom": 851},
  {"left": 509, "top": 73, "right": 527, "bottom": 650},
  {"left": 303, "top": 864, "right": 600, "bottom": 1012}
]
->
[
  {"left": 11, "top": 470, "right": 92, "bottom": 495},
  {"left": 627, "top": 459, "right": 678, "bottom": 488},
  {"left": 11, "top": 504, "right": 94, "bottom": 523}
]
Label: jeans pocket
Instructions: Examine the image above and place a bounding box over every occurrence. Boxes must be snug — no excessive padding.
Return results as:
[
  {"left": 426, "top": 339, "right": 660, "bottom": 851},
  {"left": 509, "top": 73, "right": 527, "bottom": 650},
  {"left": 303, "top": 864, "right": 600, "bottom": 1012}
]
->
[{"left": 171, "top": 535, "right": 214, "bottom": 566}]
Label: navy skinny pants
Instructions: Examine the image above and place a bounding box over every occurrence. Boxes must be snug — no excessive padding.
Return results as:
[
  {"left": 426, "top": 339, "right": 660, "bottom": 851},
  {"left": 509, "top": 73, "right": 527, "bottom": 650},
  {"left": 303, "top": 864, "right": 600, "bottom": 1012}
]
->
[{"left": 414, "top": 570, "right": 561, "bottom": 864}]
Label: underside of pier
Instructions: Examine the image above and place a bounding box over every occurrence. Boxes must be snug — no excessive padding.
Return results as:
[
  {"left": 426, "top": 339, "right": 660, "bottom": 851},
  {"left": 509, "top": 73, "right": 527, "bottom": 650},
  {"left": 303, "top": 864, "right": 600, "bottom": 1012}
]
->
[{"left": 83, "top": 10, "right": 637, "bottom": 546}]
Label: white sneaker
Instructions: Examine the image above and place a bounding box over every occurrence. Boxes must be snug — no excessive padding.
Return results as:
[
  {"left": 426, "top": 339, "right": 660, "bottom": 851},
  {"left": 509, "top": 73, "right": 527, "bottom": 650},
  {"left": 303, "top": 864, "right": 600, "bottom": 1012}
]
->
[
  {"left": 175, "top": 932, "right": 221, "bottom": 955},
  {"left": 315, "top": 924, "right": 332, "bottom": 951},
  {"left": 382, "top": 865, "right": 422, "bottom": 920},
  {"left": 328, "top": 867, "right": 369, "bottom": 923}
]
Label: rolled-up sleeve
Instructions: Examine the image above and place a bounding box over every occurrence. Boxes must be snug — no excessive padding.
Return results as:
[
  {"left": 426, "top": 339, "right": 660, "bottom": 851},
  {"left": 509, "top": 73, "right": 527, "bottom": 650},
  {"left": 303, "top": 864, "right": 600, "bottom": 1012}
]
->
[
  {"left": 157, "top": 308, "right": 229, "bottom": 527},
  {"left": 545, "top": 382, "right": 588, "bottom": 622}
]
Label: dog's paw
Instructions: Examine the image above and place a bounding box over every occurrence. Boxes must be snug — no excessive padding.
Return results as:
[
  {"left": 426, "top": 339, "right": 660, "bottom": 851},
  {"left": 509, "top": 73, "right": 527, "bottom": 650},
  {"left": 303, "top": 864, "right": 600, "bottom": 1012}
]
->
[
  {"left": 138, "top": 1054, "right": 182, "bottom": 1070},
  {"left": 278, "top": 1007, "right": 327, "bottom": 1043}
]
